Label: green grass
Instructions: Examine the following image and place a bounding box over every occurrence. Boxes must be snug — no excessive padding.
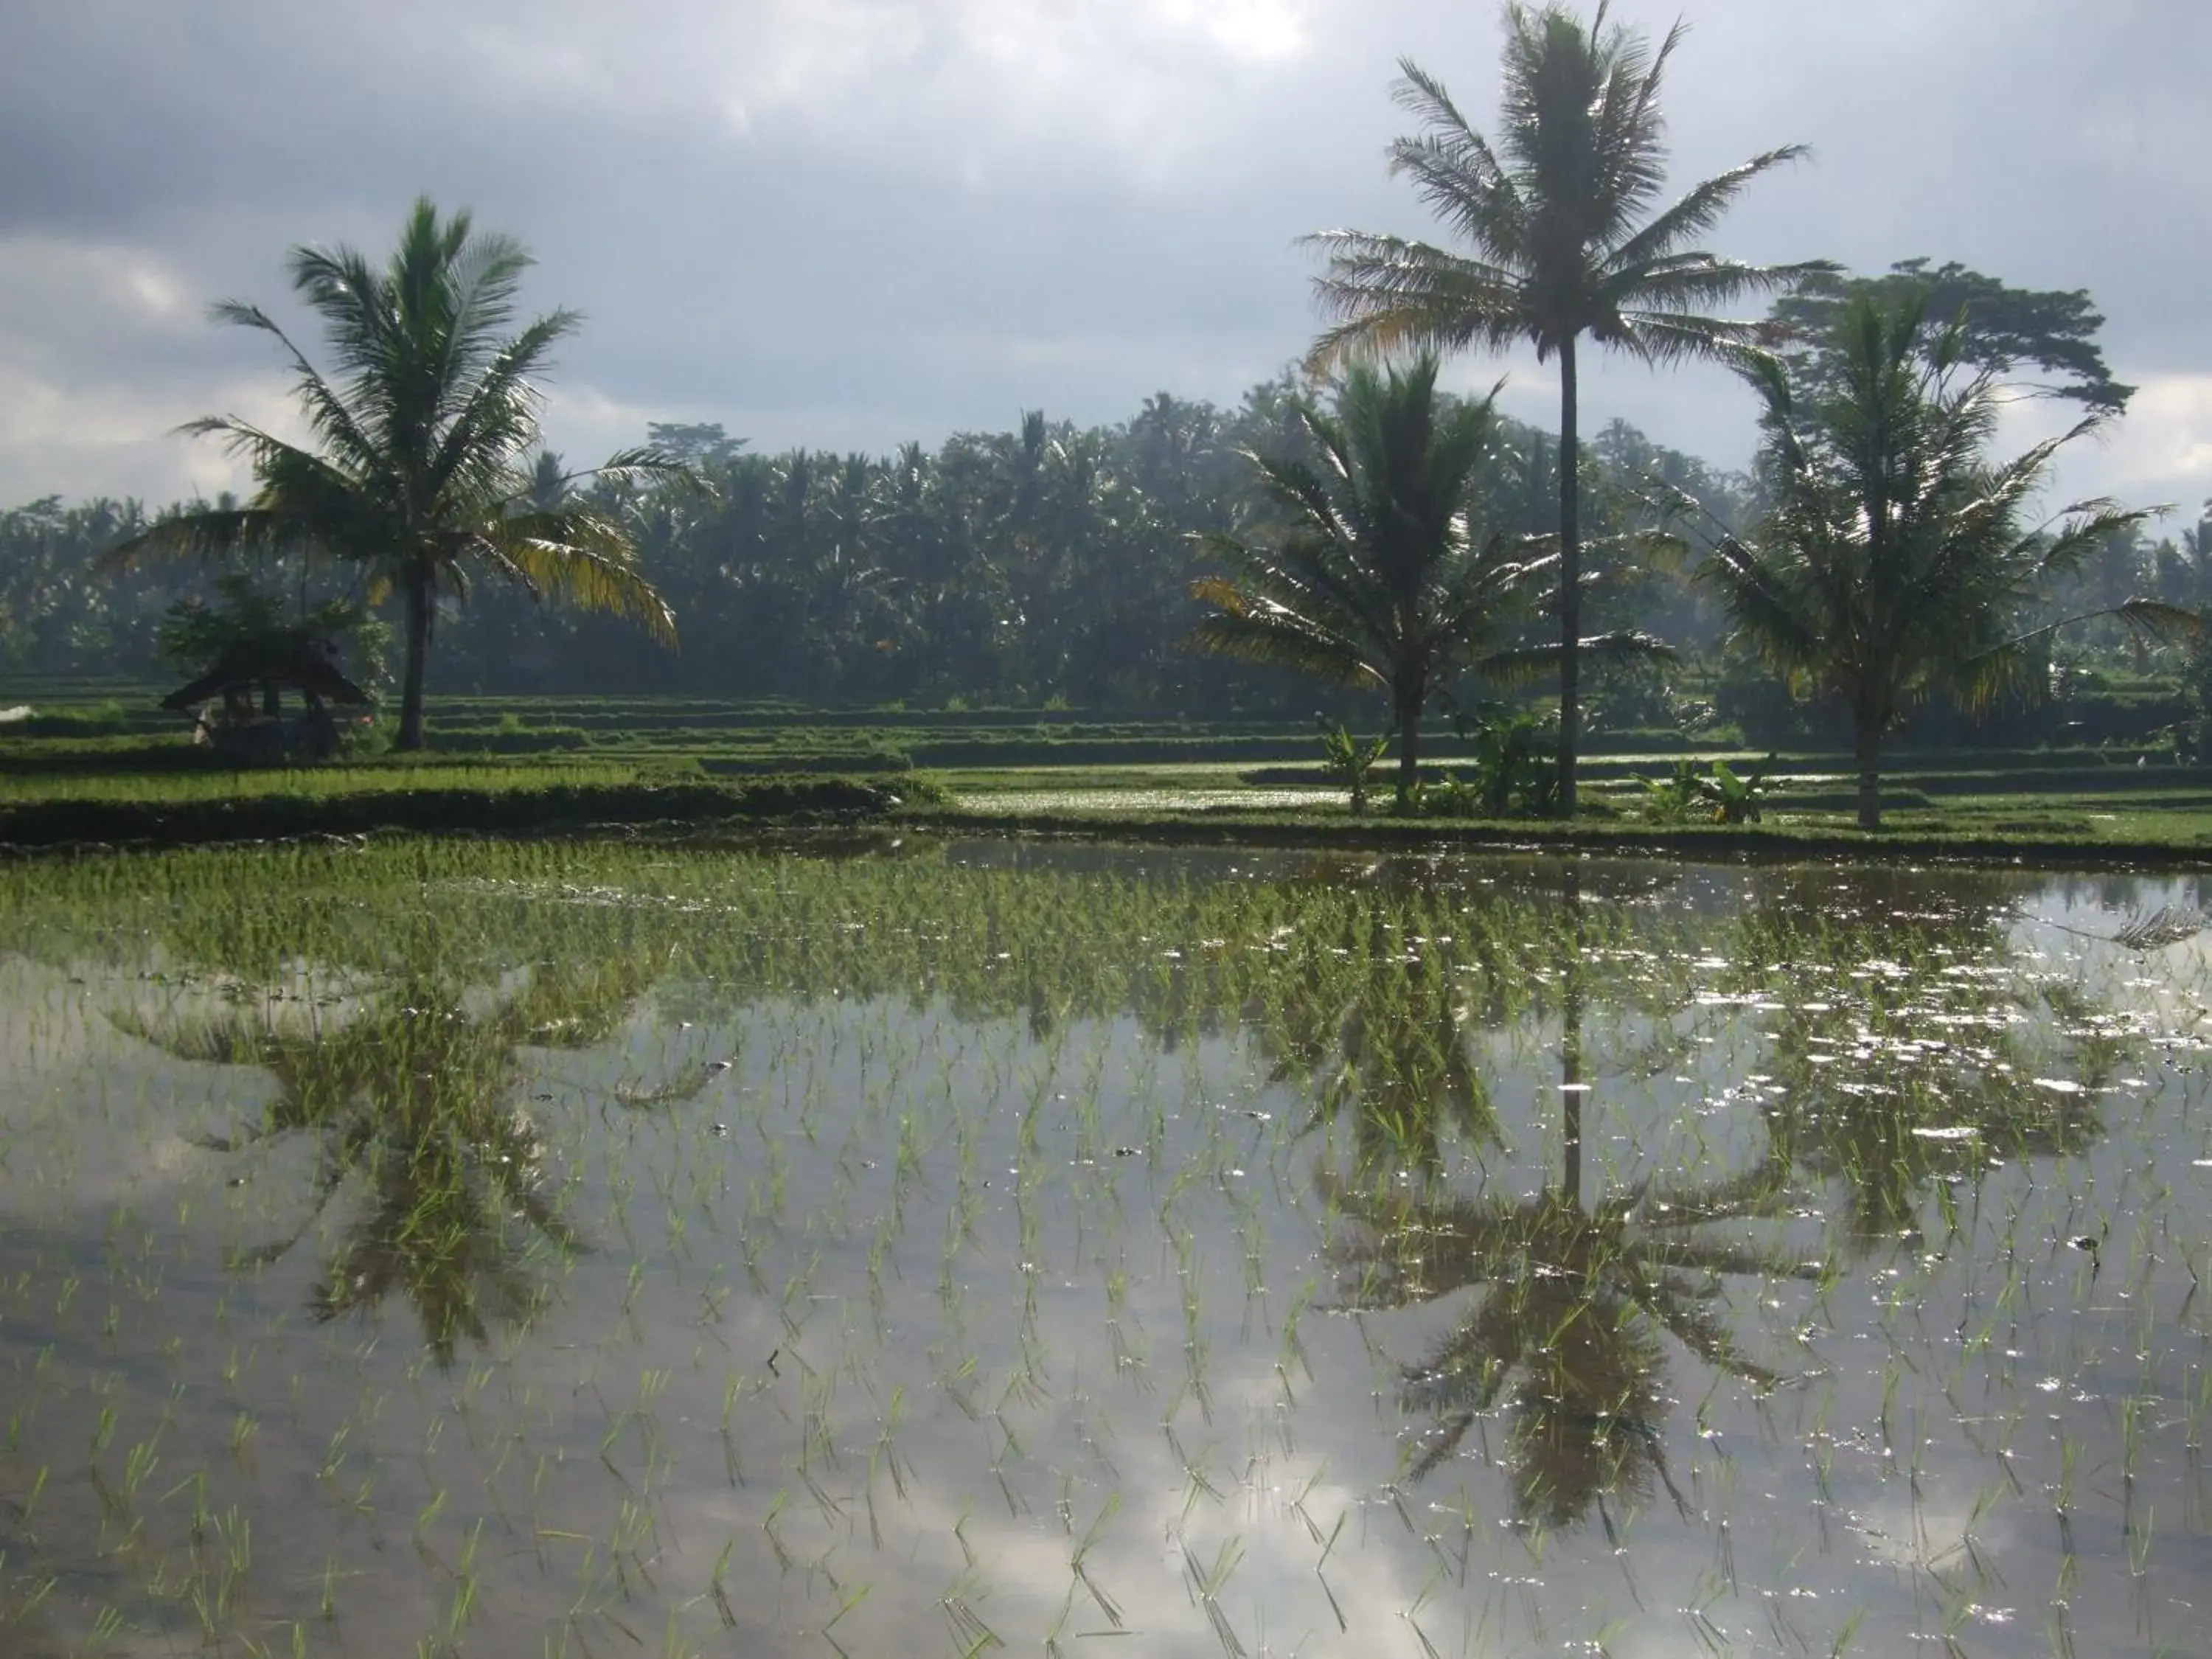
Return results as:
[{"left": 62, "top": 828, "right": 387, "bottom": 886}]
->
[
  {"left": 0, "top": 758, "right": 667, "bottom": 803},
  {"left": 0, "top": 769, "right": 922, "bottom": 849},
  {"left": 2, "top": 694, "right": 2210, "bottom": 858},
  {"left": 917, "top": 793, "right": 2212, "bottom": 862}
]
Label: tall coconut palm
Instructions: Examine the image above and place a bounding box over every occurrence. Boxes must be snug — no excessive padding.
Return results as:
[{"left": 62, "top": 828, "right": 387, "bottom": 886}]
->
[
  {"left": 109, "top": 198, "right": 684, "bottom": 748},
  {"left": 1703, "top": 293, "right": 2175, "bottom": 830},
  {"left": 1304, "top": 3, "right": 1831, "bottom": 813},
  {"left": 1189, "top": 353, "right": 1646, "bottom": 805}
]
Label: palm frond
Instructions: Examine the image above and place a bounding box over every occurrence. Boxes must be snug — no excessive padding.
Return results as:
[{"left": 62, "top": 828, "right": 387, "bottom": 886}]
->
[
  {"left": 576, "top": 448, "right": 714, "bottom": 498},
  {"left": 2026, "top": 497, "right": 2158, "bottom": 577},
  {"left": 477, "top": 517, "right": 679, "bottom": 648},
  {"left": 1385, "top": 60, "right": 1530, "bottom": 263},
  {"left": 1303, "top": 234, "right": 1531, "bottom": 369},
  {"left": 102, "top": 505, "right": 291, "bottom": 572},
  {"left": 1474, "top": 628, "right": 1672, "bottom": 687},
  {"left": 2000, "top": 598, "right": 2204, "bottom": 657},
  {"left": 206, "top": 299, "right": 389, "bottom": 481},
  {"left": 1186, "top": 582, "right": 1379, "bottom": 687},
  {"left": 1700, "top": 535, "right": 1828, "bottom": 675},
  {"left": 1603, "top": 307, "right": 1770, "bottom": 367},
  {"left": 1603, "top": 152, "right": 1821, "bottom": 273},
  {"left": 425, "top": 308, "right": 579, "bottom": 509}
]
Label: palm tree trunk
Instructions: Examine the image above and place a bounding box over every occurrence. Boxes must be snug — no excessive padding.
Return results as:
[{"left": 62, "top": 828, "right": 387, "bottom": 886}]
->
[
  {"left": 1556, "top": 335, "right": 1579, "bottom": 820},
  {"left": 1396, "top": 686, "right": 1422, "bottom": 809},
  {"left": 1854, "top": 720, "right": 1882, "bottom": 831},
  {"left": 396, "top": 567, "right": 434, "bottom": 752}
]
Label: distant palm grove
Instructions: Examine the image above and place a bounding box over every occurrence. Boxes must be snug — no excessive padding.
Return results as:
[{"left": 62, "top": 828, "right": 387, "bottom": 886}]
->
[
  {"left": 10, "top": 387, "right": 2197, "bottom": 728},
  {"left": 0, "top": 391, "right": 1749, "bottom": 713},
  {"left": 2, "top": 0, "right": 2203, "bottom": 779}
]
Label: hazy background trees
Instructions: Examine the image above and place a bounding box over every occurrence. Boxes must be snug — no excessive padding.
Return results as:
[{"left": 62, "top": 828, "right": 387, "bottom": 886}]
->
[
  {"left": 2, "top": 257, "right": 2194, "bottom": 757},
  {"left": 6, "top": 374, "right": 2198, "bottom": 742}
]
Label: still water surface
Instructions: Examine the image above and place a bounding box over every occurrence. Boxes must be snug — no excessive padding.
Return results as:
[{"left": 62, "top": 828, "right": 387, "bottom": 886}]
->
[{"left": 2, "top": 838, "right": 2211, "bottom": 1657}]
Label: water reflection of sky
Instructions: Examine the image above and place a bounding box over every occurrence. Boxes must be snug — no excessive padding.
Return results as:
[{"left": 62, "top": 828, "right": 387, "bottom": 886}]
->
[{"left": 1, "top": 848, "right": 2211, "bottom": 1656}]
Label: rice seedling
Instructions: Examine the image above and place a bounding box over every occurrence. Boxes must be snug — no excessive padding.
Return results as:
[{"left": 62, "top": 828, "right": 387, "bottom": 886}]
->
[{"left": 0, "top": 839, "right": 2209, "bottom": 1653}]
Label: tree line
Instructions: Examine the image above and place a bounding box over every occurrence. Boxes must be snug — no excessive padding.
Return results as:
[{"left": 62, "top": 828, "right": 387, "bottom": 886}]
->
[{"left": 0, "top": 392, "right": 1753, "bottom": 716}]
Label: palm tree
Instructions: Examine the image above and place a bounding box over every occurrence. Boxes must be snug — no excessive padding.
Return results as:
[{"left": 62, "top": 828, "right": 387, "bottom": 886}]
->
[
  {"left": 1702, "top": 293, "right": 2172, "bottom": 830},
  {"left": 1304, "top": 3, "right": 1830, "bottom": 814},
  {"left": 109, "top": 198, "right": 684, "bottom": 749},
  {"left": 2183, "top": 509, "right": 2212, "bottom": 610},
  {"left": 1188, "top": 353, "right": 1615, "bottom": 805}
]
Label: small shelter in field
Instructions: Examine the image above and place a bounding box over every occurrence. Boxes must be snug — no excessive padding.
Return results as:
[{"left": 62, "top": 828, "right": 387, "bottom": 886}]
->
[{"left": 163, "top": 636, "right": 368, "bottom": 761}]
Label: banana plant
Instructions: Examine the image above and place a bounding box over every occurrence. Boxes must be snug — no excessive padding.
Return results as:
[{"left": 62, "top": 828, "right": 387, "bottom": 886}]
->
[{"left": 1315, "top": 717, "right": 1391, "bottom": 815}]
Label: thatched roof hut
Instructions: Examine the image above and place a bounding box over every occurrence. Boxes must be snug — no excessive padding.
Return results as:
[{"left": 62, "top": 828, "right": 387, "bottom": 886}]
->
[{"left": 161, "top": 639, "right": 368, "bottom": 712}]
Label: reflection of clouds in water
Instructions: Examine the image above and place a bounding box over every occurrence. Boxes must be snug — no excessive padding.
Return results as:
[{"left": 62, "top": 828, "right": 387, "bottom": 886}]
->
[
  {"left": 650, "top": 1336, "right": 1455, "bottom": 1658},
  {"left": 0, "top": 957, "right": 275, "bottom": 1214},
  {"left": 1848, "top": 1486, "right": 1992, "bottom": 1574},
  {"left": 0, "top": 959, "right": 94, "bottom": 1083}
]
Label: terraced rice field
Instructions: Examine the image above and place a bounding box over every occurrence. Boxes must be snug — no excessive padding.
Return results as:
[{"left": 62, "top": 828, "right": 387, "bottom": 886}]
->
[{"left": 2, "top": 837, "right": 2210, "bottom": 1656}]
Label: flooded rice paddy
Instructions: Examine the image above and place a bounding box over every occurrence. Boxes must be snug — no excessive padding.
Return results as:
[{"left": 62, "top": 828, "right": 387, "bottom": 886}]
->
[{"left": 3, "top": 835, "right": 2212, "bottom": 1658}]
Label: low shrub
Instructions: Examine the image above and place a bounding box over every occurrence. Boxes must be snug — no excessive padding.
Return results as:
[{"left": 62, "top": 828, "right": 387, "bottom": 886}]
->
[
  {"left": 1640, "top": 755, "right": 1775, "bottom": 824},
  {"left": 0, "top": 773, "right": 917, "bottom": 849},
  {"left": 1315, "top": 720, "right": 1391, "bottom": 815}
]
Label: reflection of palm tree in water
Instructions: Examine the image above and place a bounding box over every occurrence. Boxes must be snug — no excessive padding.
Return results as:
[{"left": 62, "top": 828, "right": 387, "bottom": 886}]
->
[
  {"left": 111, "top": 953, "right": 662, "bottom": 1366},
  {"left": 1327, "top": 869, "right": 1812, "bottom": 1531},
  {"left": 1725, "top": 868, "right": 2118, "bottom": 1254},
  {"left": 1259, "top": 858, "right": 1714, "bottom": 1182},
  {"left": 1260, "top": 888, "right": 1498, "bottom": 1179}
]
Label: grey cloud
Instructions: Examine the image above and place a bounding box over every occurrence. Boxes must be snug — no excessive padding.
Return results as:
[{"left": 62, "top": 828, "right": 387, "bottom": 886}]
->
[{"left": 2, "top": 0, "right": 2208, "bottom": 507}]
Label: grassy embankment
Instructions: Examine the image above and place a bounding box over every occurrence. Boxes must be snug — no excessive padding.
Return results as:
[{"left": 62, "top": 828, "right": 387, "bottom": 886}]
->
[{"left": 4, "top": 686, "right": 2211, "bottom": 858}]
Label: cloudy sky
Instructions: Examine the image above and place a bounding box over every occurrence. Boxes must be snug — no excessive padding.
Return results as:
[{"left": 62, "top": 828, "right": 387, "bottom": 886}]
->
[{"left": 3, "top": 0, "right": 2208, "bottom": 517}]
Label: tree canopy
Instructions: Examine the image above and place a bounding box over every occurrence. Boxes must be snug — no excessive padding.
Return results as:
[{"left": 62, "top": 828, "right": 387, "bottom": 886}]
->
[
  {"left": 106, "top": 198, "right": 686, "bottom": 748},
  {"left": 1304, "top": 3, "right": 1829, "bottom": 813},
  {"left": 1771, "top": 258, "right": 2132, "bottom": 414},
  {"left": 1770, "top": 263, "right": 2132, "bottom": 416},
  {"left": 1702, "top": 292, "right": 2166, "bottom": 828}
]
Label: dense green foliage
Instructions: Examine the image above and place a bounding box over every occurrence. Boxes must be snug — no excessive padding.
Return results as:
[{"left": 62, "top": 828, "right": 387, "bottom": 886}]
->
[
  {"left": 106, "top": 199, "right": 682, "bottom": 749},
  {"left": 0, "top": 397, "right": 1750, "bottom": 726},
  {"left": 1773, "top": 258, "right": 2134, "bottom": 413},
  {"left": 1190, "top": 356, "right": 1583, "bottom": 800},
  {"left": 6, "top": 413, "right": 2201, "bottom": 760},
  {"left": 1303, "top": 4, "right": 1829, "bottom": 811},
  {"left": 1704, "top": 293, "right": 2167, "bottom": 827}
]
